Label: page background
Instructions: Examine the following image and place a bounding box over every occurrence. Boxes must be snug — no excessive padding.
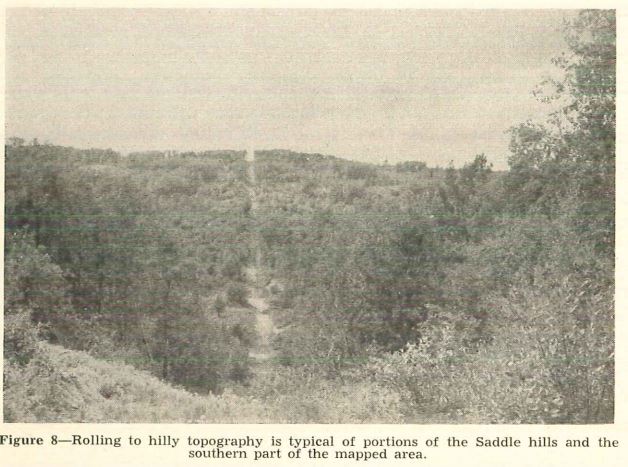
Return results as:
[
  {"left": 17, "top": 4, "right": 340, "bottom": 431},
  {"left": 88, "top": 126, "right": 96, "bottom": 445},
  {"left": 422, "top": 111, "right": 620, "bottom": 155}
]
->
[{"left": 0, "top": 1, "right": 624, "bottom": 465}]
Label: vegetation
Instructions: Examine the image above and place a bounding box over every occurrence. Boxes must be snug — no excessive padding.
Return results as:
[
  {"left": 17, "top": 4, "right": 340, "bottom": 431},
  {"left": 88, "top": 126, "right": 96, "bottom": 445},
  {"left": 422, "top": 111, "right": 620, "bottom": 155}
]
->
[{"left": 4, "top": 10, "right": 614, "bottom": 423}]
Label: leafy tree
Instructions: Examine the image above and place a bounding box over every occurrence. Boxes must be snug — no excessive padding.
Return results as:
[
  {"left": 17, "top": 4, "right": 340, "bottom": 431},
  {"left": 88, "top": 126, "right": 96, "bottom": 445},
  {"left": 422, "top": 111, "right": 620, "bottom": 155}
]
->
[
  {"left": 6, "top": 136, "right": 24, "bottom": 147},
  {"left": 506, "top": 10, "right": 615, "bottom": 253},
  {"left": 4, "top": 230, "right": 70, "bottom": 327}
]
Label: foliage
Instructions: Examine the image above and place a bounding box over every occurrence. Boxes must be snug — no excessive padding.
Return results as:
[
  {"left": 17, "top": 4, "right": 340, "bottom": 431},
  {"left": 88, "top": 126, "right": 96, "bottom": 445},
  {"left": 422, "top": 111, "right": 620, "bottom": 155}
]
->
[
  {"left": 506, "top": 10, "right": 614, "bottom": 252},
  {"left": 4, "top": 311, "right": 41, "bottom": 365},
  {"left": 371, "top": 263, "right": 613, "bottom": 424},
  {"left": 226, "top": 284, "right": 250, "bottom": 306},
  {"left": 5, "top": 145, "right": 255, "bottom": 394},
  {"left": 4, "top": 230, "right": 70, "bottom": 325}
]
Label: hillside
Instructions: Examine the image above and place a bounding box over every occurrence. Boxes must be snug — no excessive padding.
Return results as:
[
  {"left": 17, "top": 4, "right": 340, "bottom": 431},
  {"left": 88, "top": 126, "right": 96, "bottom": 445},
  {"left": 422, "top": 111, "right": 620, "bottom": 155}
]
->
[
  {"left": 5, "top": 342, "right": 276, "bottom": 423},
  {"left": 4, "top": 138, "right": 613, "bottom": 424},
  {"left": 5, "top": 338, "right": 409, "bottom": 424}
]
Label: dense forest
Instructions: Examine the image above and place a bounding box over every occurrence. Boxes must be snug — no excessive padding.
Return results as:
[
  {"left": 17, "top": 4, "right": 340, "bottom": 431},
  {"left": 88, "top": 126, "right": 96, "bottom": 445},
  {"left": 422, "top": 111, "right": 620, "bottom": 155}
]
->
[{"left": 4, "top": 10, "right": 614, "bottom": 423}]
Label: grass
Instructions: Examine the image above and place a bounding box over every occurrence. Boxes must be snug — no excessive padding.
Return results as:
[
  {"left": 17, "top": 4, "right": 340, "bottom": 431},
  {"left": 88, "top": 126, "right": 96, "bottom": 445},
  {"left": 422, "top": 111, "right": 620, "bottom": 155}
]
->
[{"left": 4, "top": 342, "right": 406, "bottom": 423}]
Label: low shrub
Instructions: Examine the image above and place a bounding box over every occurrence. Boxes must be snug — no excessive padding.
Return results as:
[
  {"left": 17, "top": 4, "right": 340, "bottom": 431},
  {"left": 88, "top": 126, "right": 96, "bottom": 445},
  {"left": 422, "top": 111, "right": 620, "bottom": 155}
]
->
[
  {"left": 4, "top": 309, "right": 40, "bottom": 365},
  {"left": 227, "top": 284, "right": 250, "bottom": 306},
  {"left": 369, "top": 269, "right": 614, "bottom": 424}
]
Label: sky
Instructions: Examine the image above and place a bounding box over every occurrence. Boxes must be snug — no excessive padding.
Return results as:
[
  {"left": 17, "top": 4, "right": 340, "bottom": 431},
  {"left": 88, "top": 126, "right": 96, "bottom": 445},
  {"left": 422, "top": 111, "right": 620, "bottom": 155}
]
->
[{"left": 6, "top": 9, "right": 573, "bottom": 169}]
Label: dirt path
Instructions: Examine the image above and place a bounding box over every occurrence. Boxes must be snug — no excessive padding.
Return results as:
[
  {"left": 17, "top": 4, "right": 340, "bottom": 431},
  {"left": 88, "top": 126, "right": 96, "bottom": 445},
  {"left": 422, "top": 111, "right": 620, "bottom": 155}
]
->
[
  {"left": 245, "top": 149, "right": 278, "bottom": 363},
  {"left": 246, "top": 270, "right": 277, "bottom": 362}
]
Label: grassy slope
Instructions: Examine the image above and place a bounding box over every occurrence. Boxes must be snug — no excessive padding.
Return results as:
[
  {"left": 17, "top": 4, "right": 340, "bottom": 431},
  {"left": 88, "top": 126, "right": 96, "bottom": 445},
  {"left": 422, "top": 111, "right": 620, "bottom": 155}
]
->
[
  {"left": 4, "top": 342, "right": 406, "bottom": 423},
  {"left": 4, "top": 342, "right": 279, "bottom": 423}
]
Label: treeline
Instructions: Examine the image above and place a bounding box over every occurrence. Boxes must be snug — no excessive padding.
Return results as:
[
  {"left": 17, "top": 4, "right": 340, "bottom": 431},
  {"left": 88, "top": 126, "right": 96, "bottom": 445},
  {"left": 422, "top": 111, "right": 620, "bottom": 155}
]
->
[{"left": 127, "top": 149, "right": 246, "bottom": 163}]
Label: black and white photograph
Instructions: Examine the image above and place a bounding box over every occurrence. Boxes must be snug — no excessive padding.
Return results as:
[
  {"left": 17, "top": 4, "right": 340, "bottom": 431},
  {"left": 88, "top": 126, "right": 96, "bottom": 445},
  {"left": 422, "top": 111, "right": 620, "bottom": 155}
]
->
[{"left": 4, "top": 8, "right": 615, "bottom": 424}]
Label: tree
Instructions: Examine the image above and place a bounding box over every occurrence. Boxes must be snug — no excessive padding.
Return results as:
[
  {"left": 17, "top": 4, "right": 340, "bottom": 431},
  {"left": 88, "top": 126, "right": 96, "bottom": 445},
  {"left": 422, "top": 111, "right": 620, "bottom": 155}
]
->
[
  {"left": 4, "top": 230, "right": 69, "bottom": 364},
  {"left": 4, "top": 230, "right": 70, "bottom": 326},
  {"left": 7, "top": 137, "right": 24, "bottom": 147},
  {"left": 506, "top": 10, "right": 615, "bottom": 252}
]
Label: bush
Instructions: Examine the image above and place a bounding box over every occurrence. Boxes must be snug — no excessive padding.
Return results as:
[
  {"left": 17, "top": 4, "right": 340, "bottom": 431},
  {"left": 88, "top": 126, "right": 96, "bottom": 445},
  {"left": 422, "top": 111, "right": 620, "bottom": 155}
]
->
[
  {"left": 227, "top": 284, "right": 249, "bottom": 306},
  {"left": 492, "top": 271, "right": 614, "bottom": 423},
  {"left": 4, "top": 230, "right": 70, "bottom": 326},
  {"left": 239, "top": 364, "right": 404, "bottom": 423},
  {"left": 369, "top": 267, "right": 613, "bottom": 424},
  {"left": 4, "top": 310, "right": 40, "bottom": 365},
  {"left": 213, "top": 296, "right": 226, "bottom": 315}
]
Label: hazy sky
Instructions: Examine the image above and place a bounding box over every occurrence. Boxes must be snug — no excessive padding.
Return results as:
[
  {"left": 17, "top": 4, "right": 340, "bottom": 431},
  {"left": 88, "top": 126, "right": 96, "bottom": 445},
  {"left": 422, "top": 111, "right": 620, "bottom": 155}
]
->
[{"left": 6, "top": 9, "right": 572, "bottom": 169}]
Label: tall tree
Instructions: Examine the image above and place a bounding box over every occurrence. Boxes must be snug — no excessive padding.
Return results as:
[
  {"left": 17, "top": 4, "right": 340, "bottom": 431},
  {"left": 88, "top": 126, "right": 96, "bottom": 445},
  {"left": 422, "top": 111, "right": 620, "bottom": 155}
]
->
[{"left": 506, "top": 11, "right": 615, "bottom": 254}]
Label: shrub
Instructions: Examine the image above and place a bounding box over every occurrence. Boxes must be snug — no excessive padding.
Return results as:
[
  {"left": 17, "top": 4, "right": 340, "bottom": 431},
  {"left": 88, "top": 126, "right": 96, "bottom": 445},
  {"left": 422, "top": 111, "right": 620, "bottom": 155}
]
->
[
  {"left": 4, "top": 310, "right": 40, "bottom": 365},
  {"left": 227, "top": 284, "right": 249, "bottom": 306},
  {"left": 4, "top": 230, "right": 70, "bottom": 326},
  {"left": 492, "top": 271, "right": 614, "bottom": 423},
  {"left": 213, "top": 296, "right": 226, "bottom": 315},
  {"left": 240, "top": 364, "right": 404, "bottom": 423},
  {"left": 369, "top": 267, "right": 613, "bottom": 424}
]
